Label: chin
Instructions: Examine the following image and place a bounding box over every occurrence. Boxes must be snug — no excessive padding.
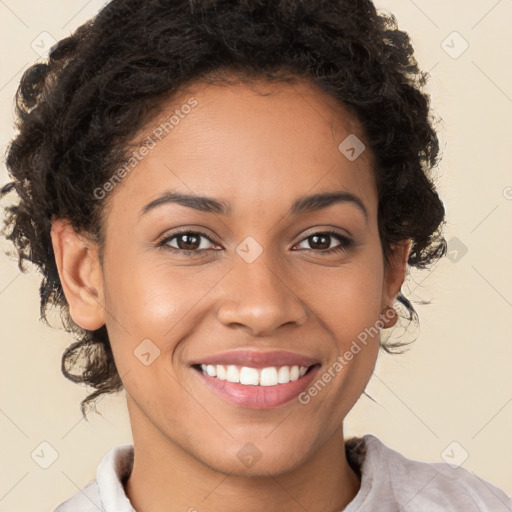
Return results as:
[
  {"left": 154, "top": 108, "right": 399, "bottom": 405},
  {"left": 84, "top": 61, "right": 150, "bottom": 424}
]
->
[
  {"left": 204, "top": 451, "right": 306, "bottom": 479},
  {"left": 193, "top": 435, "right": 310, "bottom": 478}
]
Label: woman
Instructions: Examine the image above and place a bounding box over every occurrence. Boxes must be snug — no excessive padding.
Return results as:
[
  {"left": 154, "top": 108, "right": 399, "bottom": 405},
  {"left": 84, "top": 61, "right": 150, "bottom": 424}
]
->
[{"left": 1, "top": 0, "right": 510, "bottom": 510}]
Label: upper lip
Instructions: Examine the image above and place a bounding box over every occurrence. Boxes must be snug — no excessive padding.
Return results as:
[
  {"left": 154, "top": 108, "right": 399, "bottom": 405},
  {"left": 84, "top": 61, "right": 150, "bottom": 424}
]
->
[{"left": 190, "top": 350, "right": 321, "bottom": 369}]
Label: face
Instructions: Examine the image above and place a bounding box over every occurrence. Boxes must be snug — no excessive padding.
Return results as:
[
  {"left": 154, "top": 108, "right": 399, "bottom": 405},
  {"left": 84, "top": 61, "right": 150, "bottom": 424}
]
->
[{"left": 52, "top": 77, "right": 409, "bottom": 477}]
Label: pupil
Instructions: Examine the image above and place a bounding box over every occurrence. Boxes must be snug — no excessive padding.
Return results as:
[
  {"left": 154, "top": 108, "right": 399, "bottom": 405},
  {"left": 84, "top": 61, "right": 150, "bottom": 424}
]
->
[
  {"left": 311, "top": 234, "right": 329, "bottom": 250},
  {"left": 179, "top": 233, "right": 199, "bottom": 250}
]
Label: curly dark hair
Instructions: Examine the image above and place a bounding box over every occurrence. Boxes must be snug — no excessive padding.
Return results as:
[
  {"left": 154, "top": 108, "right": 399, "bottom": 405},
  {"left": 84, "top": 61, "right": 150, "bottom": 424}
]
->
[{"left": 1, "top": 0, "right": 447, "bottom": 417}]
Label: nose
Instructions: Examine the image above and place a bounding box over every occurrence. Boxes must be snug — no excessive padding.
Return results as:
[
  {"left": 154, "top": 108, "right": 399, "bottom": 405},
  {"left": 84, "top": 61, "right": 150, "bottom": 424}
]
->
[{"left": 216, "top": 251, "right": 308, "bottom": 337}]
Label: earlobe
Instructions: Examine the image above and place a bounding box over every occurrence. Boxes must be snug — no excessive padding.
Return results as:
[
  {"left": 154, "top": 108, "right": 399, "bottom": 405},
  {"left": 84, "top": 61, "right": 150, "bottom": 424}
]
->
[
  {"left": 50, "top": 217, "right": 106, "bottom": 331},
  {"left": 380, "top": 238, "right": 412, "bottom": 329}
]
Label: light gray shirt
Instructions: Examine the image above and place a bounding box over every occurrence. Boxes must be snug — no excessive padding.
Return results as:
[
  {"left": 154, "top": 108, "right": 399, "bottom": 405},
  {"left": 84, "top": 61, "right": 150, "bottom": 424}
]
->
[{"left": 52, "top": 434, "right": 512, "bottom": 511}]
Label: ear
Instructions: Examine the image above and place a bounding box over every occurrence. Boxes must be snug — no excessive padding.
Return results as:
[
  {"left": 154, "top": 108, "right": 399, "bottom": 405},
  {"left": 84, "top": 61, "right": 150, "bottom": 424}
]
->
[
  {"left": 380, "top": 238, "right": 412, "bottom": 329},
  {"left": 50, "top": 217, "right": 106, "bottom": 331}
]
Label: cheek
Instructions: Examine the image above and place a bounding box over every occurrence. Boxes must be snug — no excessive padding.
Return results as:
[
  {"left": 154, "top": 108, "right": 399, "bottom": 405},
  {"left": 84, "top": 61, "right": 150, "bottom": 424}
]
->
[
  {"left": 105, "top": 254, "right": 201, "bottom": 335},
  {"left": 301, "top": 255, "right": 385, "bottom": 340},
  {"left": 298, "top": 250, "right": 384, "bottom": 395},
  {"left": 102, "top": 257, "right": 217, "bottom": 371}
]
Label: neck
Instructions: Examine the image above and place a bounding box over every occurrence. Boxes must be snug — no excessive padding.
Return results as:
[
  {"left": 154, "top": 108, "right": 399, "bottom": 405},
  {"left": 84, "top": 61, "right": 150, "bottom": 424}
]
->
[{"left": 124, "top": 399, "right": 361, "bottom": 512}]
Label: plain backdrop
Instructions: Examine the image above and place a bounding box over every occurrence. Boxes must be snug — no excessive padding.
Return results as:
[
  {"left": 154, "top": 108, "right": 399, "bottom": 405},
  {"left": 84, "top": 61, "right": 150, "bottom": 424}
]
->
[{"left": 0, "top": 1, "right": 511, "bottom": 511}]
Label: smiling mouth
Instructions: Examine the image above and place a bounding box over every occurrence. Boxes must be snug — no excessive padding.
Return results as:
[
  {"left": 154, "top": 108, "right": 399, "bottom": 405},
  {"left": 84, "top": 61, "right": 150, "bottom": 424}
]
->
[{"left": 192, "top": 363, "right": 320, "bottom": 386}]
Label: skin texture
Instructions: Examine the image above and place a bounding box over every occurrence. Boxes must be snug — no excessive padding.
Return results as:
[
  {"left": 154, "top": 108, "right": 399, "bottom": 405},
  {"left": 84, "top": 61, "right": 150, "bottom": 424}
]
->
[{"left": 50, "top": 78, "right": 411, "bottom": 512}]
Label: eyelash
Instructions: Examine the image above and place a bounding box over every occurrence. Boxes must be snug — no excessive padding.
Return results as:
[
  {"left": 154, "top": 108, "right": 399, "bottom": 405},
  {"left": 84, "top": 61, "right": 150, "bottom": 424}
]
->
[{"left": 156, "top": 229, "right": 355, "bottom": 256}]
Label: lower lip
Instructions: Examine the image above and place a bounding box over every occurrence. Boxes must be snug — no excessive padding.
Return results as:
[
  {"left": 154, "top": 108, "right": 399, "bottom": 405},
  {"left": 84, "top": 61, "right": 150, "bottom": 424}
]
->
[{"left": 192, "top": 365, "right": 322, "bottom": 409}]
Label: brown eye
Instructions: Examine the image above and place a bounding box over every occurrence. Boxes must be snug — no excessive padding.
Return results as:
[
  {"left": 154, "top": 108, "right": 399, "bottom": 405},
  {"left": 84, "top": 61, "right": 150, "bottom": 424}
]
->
[
  {"left": 295, "top": 231, "right": 354, "bottom": 254},
  {"left": 158, "top": 230, "right": 218, "bottom": 255},
  {"left": 173, "top": 232, "right": 201, "bottom": 251}
]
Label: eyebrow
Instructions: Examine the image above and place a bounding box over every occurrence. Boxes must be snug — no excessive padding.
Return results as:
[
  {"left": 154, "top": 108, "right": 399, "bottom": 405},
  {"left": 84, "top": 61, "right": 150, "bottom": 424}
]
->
[{"left": 139, "top": 189, "right": 368, "bottom": 222}]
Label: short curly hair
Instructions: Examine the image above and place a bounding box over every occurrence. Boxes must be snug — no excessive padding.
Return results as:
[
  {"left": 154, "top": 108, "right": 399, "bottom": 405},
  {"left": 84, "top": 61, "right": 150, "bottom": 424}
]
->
[{"left": 1, "top": 0, "right": 446, "bottom": 417}]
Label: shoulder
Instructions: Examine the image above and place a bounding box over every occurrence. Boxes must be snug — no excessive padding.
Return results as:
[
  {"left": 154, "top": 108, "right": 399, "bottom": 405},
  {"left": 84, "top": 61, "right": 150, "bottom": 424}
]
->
[{"left": 346, "top": 434, "right": 512, "bottom": 511}]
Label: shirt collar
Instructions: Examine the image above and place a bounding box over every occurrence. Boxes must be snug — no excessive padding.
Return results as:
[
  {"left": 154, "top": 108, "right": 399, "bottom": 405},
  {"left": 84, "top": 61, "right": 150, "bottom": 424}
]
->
[
  {"left": 96, "top": 443, "right": 135, "bottom": 512},
  {"left": 94, "top": 436, "right": 380, "bottom": 511}
]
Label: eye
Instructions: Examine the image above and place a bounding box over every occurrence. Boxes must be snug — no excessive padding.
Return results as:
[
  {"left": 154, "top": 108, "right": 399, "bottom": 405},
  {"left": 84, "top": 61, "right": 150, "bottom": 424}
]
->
[
  {"left": 294, "top": 230, "right": 355, "bottom": 255},
  {"left": 157, "top": 229, "right": 355, "bottom": 256},
  {"left": 157, "top": 230, "right": 219, "bottom": 255}
]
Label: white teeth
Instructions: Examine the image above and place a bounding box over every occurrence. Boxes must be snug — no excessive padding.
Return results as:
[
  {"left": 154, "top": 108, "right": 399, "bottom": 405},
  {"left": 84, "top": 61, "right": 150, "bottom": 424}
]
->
[
  {"left": 260, "top": 367, "right": 278, "bottom": 386},
  {"left": 198, "top": 364, "right": 311, "bottom": 386},
  {"left": 216, "top": 364, "right": 226, "bottom": 380},
  {"left": 226, "top": 365, "right": 239, "bottom": 383},
  {"left": 239, "top": 367, "right": 259, "bottom": 385},
  {"left": 277, "top": 366, "right": 290, "bottom": 383}
]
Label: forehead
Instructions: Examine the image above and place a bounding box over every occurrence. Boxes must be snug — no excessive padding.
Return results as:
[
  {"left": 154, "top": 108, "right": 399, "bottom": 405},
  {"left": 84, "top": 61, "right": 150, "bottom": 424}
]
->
[{"left": 104, "top": 77, "right": 378, "bottom": 224}]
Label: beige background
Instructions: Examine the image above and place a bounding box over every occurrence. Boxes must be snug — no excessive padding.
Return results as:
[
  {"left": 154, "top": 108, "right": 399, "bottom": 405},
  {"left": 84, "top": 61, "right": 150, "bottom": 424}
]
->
[{"left": 1, "top": 1, "right": 511, "bottom": 510}]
